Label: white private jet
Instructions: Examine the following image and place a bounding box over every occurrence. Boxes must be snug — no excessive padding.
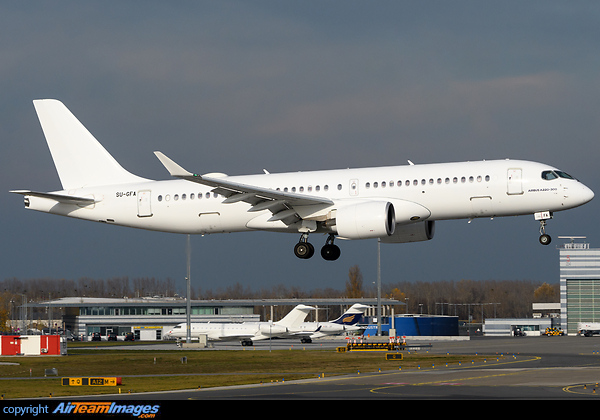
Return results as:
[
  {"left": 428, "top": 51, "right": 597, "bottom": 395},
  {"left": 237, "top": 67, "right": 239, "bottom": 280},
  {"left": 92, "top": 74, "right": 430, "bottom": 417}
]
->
[
  {"left": 291, "top": 303, "right": 370, "bottom": 343},
  {"left": 165, "top": 304, "right": 313, "bottom": 346},
  {"left": 11, "top": 100, "right": 594, "bottom": 260}
]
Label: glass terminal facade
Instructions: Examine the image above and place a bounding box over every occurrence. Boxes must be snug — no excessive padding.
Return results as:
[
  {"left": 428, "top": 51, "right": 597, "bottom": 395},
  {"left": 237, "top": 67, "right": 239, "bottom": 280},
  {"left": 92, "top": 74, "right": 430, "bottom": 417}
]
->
[{"left": 559, "top": 240, "right": 600, "bottom": 334}]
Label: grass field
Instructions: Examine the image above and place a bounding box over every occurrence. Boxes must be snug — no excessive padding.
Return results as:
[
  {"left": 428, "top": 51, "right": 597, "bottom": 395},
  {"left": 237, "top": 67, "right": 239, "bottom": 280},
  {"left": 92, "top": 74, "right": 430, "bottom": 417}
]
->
[{"left": 0, "top": 342, "right": 492, "bottom": 399}]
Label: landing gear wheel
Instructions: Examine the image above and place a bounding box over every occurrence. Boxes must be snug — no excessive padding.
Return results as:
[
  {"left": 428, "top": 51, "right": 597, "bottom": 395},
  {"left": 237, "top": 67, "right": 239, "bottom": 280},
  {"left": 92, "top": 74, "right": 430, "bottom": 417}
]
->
[
  {"left": 294, "top": 241, "right": 314, "bottom": 259},
  {"left": 321, "top": 244, "right": 341, "bottom": 261},
  {"left": 321, "top": 234, "right": 341, "bottom": 261},
  {"left": 539, "top": 234, "right": 552, "bottom": 246},
  {"left": 538, "top": 219, "right": 551, "bottom": 246}
]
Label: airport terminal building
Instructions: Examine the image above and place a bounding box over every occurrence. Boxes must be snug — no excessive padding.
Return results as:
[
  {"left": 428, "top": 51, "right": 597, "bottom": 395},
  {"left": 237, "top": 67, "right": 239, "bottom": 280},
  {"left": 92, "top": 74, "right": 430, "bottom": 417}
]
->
[
  {"left": 28, "top": 297, "right": 400, "bottom": 340},
  {"left": 484, "top": 237, "right": 600, "bottom": 336},
  {"left": 559, "top": 238, "right": 600, "bottom": 334}
]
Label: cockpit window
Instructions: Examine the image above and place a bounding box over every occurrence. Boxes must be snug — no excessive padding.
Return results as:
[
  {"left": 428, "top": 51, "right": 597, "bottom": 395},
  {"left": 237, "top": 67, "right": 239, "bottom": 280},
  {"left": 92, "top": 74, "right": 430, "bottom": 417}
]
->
[
  {"left": 542, "top": 170, "right": 576, "bottom": 181},
  {"left": 555, "top": 170, "right": 575, "bottom": 180}
]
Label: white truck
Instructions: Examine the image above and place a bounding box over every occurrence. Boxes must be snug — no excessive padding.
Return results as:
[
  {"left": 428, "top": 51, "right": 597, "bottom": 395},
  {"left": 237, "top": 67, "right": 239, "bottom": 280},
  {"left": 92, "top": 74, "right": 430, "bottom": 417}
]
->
[{"left": 578, "top": 322, "right": 600, "bottom": 337}]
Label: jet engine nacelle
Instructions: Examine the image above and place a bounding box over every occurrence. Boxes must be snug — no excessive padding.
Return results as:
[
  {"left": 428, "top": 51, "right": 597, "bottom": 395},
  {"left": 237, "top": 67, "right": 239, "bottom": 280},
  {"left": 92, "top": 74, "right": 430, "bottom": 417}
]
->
[
  {"left": 259, "top": 323, "right": 287, "bottom": 336},
  {"left": 380, "top": 220, "right": 435, "bottom": 244},
  {"left": 334, "top": 201, "right": 396, "bottom": 240}
]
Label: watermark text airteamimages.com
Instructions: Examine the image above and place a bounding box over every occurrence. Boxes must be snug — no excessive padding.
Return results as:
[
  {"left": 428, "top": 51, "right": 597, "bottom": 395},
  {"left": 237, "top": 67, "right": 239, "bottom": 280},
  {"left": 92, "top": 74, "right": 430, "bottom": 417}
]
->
[{"left": 2, "top": 402, "right": 162, "bottom": 418}]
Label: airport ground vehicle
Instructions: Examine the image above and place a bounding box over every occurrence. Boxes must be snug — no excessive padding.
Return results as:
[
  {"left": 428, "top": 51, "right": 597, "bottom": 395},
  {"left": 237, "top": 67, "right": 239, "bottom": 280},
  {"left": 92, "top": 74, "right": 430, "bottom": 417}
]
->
[
  {"left": 578, "top": 322, "right": 600, "bottom": 337},
  {"left": 543, "top": 327, "right": 564, "bottom": 336}
]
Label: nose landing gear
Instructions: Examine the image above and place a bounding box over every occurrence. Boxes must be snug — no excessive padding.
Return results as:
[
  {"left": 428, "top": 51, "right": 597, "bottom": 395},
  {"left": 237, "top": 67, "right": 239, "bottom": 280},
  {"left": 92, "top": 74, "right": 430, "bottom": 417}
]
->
[{"left": 535, "top": 211, "right": 553, "bottom": 246}]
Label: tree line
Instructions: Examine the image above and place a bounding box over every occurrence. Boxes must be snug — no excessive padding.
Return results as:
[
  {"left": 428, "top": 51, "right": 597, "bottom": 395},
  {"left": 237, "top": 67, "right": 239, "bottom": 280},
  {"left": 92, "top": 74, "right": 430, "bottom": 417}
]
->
[{"left": 0, "top": 266, "right": 559, "bottom": 332}]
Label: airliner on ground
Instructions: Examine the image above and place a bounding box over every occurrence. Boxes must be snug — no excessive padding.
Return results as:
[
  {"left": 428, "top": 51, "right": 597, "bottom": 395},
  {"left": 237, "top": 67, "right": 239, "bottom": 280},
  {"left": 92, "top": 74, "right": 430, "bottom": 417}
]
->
[
  {"left": 165, "top": 304, "right": 313, "bottom": 345},
  {"left": 11, "top": 100, "right": 594, "bottom": 260},
  {"left": 291, "top": 303, "right": 370, "bottom": 343}
]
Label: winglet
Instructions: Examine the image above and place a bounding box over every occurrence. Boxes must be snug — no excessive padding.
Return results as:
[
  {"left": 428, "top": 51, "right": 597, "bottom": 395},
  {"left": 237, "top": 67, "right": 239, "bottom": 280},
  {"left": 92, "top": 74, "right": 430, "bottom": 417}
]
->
[{"left": 154, "top": 151, "right": 196, "bottom": 178}]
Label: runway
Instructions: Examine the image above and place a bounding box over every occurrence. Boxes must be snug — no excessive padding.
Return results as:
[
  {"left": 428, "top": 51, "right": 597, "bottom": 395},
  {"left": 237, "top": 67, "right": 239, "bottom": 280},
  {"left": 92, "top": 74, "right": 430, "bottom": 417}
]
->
[{"left": 115, "top": 335, "right": 600, "bottom": 399}]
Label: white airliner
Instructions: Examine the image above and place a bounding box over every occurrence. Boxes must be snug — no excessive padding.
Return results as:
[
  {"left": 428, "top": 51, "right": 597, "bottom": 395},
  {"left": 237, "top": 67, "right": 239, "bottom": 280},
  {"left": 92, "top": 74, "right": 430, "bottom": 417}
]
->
[
  {"left": 165, "top": 304, "right": 313, "bottom": 345},
  {"left": 11, "top": 100, "right": 594, "bottom": 260},
  {"left": 291, "top": 303, "right": 370, "bottom": 343}
]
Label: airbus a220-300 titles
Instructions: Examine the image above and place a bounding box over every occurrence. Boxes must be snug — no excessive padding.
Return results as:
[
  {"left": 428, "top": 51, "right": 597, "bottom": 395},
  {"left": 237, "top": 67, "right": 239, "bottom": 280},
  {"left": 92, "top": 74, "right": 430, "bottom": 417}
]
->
[{"left": 11, "top": 100, "right": 594, "bottom": 260}]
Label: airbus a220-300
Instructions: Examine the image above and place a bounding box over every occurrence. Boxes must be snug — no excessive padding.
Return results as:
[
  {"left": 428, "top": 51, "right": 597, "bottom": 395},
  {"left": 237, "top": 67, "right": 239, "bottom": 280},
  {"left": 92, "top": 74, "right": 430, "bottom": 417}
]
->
[{"left": 11, "top": 100, "right": 594, "bottom": 260}]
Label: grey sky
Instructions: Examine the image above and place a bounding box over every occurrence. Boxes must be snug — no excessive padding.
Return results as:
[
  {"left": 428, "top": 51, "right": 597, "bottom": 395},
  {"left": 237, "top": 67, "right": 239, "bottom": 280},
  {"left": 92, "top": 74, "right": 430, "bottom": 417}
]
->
[{"left": 2, "top": 2, "right": 599, "bottom": 294}]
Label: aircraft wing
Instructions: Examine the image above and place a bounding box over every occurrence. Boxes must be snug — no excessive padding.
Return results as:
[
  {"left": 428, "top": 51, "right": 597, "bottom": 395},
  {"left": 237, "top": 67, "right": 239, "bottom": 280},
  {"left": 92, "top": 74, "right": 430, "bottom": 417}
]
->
[
  {"left": 154, "top": 152, "right": 333, "bottom": 225},
  {"left": 10, "top": 190, "right": 97, "bottom": 205},
  {"left": 218, "top": 332, "right": 257, "bottom": 340},
  {"left": 289, "top": 326, "right": 322, "bottom": 337}
]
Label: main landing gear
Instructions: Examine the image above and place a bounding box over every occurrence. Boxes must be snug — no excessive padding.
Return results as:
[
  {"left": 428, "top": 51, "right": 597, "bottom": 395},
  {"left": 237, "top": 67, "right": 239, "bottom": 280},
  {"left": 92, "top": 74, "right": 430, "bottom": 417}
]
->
[
  {"left": 535, "top": 211, "right": 553, "bottom": 246},
  {"left": 294, "top": 233, "right": 341, "bottom": 261}
]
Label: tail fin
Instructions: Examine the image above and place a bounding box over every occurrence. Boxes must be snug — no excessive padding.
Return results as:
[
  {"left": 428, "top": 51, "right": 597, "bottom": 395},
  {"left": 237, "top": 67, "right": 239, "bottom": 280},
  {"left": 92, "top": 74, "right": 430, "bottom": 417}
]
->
[
  {"left": 331, "top": 304, "right": 370, "bottom": 325},
  {"left": 33, "top": 99, "right": 147, "bottom": 189},
  {"left": 275, "top": 305, "right": 314, "bottom": 328}
]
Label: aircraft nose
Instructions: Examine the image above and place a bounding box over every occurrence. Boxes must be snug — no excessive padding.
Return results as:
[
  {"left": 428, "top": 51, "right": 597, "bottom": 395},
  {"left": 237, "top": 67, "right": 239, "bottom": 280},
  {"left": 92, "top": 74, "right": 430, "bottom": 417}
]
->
[{"left": 578, "top": 183, "right": 594, "bottom": 205}]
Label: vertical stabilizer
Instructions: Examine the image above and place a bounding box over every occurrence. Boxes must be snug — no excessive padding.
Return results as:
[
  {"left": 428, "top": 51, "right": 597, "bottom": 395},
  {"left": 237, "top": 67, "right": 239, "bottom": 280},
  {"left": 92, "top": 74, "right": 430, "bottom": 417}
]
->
[
  {"left": 33, "top": 99, "right": 148, "bottom": 189},
  {"left": 275, "top": 305, "right": 314, "bottom": 328},
  {"left": 331, "top": 303, "right": 370, "bottom": 325}
]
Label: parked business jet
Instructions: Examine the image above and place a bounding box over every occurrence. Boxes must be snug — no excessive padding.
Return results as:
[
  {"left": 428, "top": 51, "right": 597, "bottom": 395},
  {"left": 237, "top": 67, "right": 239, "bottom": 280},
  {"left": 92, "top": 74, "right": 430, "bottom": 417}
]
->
[
  {"left": 165, "top": 304, "right": 313, "bottom": 346},
  {"left": 11, "top": 100, "right": 594, "bottom": 260},
  {"left": 291, "top": 303, "right": 370, "bottom": 343}
]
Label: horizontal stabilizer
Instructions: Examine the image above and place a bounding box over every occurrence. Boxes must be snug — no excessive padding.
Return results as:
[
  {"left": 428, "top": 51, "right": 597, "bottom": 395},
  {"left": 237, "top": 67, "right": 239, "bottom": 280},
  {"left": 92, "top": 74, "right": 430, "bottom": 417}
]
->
[{"left": 10, "top": 190, "right": 96, "bottom": 205}]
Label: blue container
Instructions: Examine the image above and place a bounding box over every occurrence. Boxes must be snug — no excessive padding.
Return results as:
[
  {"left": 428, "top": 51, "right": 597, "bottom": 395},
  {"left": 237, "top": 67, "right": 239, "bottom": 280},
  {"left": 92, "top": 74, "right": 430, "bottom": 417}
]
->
[{"left": 362, "top": 316, "right": 458, "bottom": 337}]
